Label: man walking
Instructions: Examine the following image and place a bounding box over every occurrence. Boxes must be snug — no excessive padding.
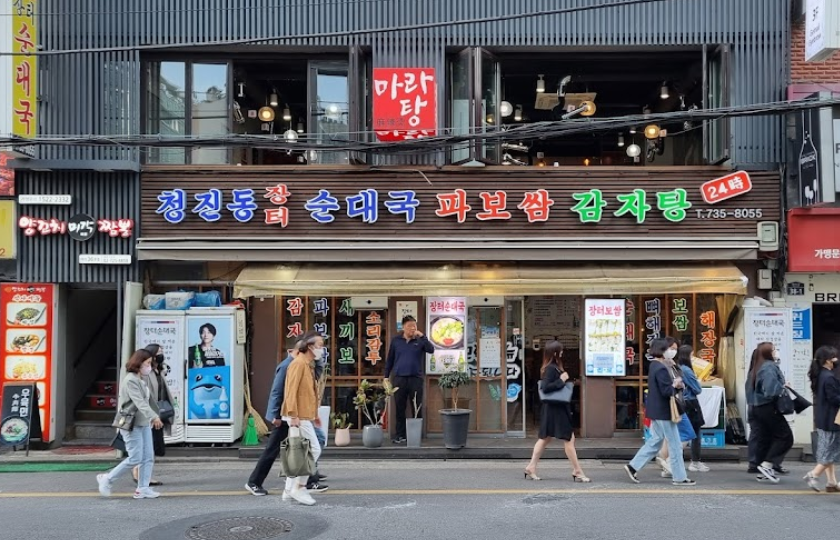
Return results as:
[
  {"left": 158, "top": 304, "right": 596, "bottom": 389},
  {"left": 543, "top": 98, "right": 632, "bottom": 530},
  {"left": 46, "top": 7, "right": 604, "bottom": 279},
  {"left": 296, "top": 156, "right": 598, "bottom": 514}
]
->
[
  {"left": 385, "top": 315, "right": 435, "bottom": 444},
  {"left": 245, "top": 331, "right": 326, "bottom": 496}
]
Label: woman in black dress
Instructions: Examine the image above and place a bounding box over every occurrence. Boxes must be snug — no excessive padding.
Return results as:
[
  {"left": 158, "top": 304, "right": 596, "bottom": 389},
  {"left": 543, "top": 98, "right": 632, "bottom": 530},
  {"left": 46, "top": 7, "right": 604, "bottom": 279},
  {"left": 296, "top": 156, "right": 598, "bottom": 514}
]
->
[{"left": 524, "top": 341, "right": 590, "bottom": 482}]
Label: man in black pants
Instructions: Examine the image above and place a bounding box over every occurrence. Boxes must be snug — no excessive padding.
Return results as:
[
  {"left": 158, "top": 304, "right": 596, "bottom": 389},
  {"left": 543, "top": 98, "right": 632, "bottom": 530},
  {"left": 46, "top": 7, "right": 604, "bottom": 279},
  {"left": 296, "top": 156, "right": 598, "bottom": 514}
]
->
[
  {"left": 385, "top": 316, "right": 435, "bottom": 444},
  {"left": 245, "top": 331, "right": 327, "bottom": 496}
]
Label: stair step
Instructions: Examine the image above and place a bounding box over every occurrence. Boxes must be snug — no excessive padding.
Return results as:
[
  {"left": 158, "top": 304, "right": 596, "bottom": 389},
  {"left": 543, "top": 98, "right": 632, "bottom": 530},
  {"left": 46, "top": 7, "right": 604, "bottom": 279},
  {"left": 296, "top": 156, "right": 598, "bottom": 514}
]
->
[
  {"left": 85, "top": 395, "right": 117, "bottom": 409},
  {"left": 73, "top": 424, "right": 117, "bottom": 440},
  {"left": 92, "top": 382, "right": 117, "bottom": 395},
  {"left": 63, "top": 438, "right": 114, "bottom": 446},
  {"left": 75, "top": 409, "right": 115, "bottom": 422}
]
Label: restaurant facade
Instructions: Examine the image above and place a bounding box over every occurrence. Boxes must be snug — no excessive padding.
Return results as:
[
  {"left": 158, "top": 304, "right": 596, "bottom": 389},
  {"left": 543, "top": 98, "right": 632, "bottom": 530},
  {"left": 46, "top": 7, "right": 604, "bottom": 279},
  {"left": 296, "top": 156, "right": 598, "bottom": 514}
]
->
[{"left": 6, "top": 0, "right": 791, "bottom": 444}]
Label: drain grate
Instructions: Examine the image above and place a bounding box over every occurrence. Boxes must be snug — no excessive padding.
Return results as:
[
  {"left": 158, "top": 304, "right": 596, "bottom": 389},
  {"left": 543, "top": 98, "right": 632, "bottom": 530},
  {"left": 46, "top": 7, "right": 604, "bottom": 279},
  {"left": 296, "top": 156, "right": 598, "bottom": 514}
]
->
[{"left": 185, "top": 517, "right": 293, "bottom": 540}]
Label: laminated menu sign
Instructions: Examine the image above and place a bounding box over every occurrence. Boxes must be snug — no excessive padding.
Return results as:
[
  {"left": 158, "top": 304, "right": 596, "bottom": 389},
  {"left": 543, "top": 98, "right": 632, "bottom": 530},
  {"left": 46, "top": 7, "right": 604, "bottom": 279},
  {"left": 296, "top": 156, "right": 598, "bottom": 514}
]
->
[
  {"left": 0, "top": 283, "right": 54, "bottom": 442},
  {"left": 0, "top": 382, "right": 41, "bottom": 447},
  {"left": 584, "top": 299, "right": 626, "bottom": 376},
  {"left": 427, "top": 297, "right": 467, "bottom": 373},
  {"left": 744, "top": 308, "right": 793, "bottom": 385}
]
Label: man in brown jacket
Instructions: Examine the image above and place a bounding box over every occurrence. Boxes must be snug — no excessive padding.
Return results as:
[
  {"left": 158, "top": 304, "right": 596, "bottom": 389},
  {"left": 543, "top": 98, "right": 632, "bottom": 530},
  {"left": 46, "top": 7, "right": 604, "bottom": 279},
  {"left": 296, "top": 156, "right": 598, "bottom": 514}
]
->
[{"left": 281, "top": 333, "right": 324, "bottom": 506}]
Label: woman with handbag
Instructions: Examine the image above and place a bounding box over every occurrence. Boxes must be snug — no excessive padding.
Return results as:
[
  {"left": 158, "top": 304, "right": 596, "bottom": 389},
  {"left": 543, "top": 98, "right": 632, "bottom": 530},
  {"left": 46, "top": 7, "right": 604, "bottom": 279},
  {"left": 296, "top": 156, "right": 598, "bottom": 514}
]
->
[
  {"left": 523, "top": 341, "right": 589, "bottom": 483},
  {"left": 624, "top": 338, "right": 695, "bottom": 486},
  {"left": 747, "top": 341, "right": 793, "bottom": 483},
  {"left": 130, "top": 344, "right": 174, "bottom": 486},
  {"left": 805, "top": 346, "right": 840, "bottom": 492},
  {"left": 678, "top": 344, "right": 708, "bottom": 473},
  {"left": 97, "top": 349, "right": 164, "bottom": 499}
]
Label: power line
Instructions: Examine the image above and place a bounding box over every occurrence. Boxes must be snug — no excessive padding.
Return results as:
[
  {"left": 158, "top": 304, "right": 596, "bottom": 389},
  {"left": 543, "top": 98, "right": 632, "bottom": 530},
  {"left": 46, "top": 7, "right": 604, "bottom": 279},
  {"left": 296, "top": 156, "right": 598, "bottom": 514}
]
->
[
  {"left": 2, "top": 98, "right": 831, "bottom": 154},
  {"left": 2, "top": 0, "right": 689, "bottom": 56}
]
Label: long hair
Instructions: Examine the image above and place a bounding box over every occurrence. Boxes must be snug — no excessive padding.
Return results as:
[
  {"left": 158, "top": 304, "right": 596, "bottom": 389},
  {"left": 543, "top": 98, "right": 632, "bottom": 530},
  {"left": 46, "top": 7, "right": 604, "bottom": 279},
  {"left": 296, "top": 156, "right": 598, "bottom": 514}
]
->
[
  {"left": 540, "top": 340, "right": 564, "bottom": 377},
  {"left": 676, "top": 345, "right": 693, "bottom": 369},
  {"left": 809, "top": 346, "right": 839, "bottom": 395},
  {"left": 749, "top": 342, "right": 774, "bottom": 388}
]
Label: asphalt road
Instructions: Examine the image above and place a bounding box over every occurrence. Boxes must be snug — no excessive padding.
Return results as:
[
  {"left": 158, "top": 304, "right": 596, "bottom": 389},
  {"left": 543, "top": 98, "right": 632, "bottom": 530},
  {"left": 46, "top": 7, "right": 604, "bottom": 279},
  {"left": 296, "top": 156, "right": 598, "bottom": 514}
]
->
[{"left": 0, "top": 459, "right": 837, "bottom": 540}]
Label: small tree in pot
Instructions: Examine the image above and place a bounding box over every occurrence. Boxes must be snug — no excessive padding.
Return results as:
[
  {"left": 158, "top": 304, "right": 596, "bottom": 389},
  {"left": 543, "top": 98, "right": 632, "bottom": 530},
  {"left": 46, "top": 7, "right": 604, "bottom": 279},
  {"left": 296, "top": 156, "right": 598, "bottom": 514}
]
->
[
  {"left": 438, "top": 370, "right": 472, "bottom": 449},
  {"left": 353, "top": 379, "right": 398, "bottom": 448}
]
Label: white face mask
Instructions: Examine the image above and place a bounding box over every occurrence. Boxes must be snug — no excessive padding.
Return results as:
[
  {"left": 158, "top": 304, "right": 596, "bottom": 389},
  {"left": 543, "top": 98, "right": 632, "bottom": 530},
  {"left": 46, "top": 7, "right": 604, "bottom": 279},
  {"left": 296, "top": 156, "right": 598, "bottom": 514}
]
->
[
  {"left": 140, "top": 364, "right": 152, "bottom": 376},
  {"left": 312, "top": 347, "right": 325, "bottom": 361},
  {"left": 663, "top": 348, "right": 677, "bottom": 360}
]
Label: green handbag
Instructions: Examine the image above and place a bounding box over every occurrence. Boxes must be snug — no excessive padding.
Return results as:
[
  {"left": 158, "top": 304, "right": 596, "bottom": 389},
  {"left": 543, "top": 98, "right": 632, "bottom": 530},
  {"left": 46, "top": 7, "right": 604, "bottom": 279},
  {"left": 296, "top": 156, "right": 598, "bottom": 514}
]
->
[{"left": 280, "top": 427, "right": 316, "bottom": 477}]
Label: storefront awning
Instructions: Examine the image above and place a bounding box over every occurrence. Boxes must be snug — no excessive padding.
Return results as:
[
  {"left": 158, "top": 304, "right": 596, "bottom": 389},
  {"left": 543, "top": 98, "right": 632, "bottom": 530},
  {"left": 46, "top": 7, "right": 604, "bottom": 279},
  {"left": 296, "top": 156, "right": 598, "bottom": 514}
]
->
[{"left": 233, "top": 263, "right": 748, "bottom": 298}]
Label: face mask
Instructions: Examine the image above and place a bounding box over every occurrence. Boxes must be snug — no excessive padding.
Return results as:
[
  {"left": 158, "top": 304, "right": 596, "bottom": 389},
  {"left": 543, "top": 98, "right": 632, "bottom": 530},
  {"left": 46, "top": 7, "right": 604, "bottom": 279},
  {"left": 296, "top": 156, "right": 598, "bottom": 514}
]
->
[
  {"left": 663, "top": 349, "right": 677, "bottom": 360},
  {"left": 140, "top": 365, "right": 153, "bottom": 376},
  {"left": 312, "top": 347, "right": 325, "bottom": 360},
  {"left": 155, "top": 354, "right": 164, "bottom": 364}
]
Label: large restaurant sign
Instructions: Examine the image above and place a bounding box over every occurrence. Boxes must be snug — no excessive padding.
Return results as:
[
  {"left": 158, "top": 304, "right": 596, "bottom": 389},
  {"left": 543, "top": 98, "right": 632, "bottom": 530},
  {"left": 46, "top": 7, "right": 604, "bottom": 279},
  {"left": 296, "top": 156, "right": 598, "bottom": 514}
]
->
[{"left": 140, "top": 169, "right": 780, "bottom": 239}]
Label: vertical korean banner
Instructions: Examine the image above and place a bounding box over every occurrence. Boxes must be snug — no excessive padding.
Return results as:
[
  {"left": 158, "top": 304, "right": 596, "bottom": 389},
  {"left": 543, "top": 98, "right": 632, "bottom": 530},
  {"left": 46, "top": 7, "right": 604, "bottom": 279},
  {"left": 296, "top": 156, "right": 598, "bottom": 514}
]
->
[
  {"left": 584, "top": 299, "right": 626, "bottom": 376},
  {"left": 11, "top": 0, "right": 37, "bottom": 144},
  {"left": 426, "top": 297, "right": 467, "bottom": 373},
  {"left": 136, "top": 315, "right": 185, "bottom": 435},
  {"left": 372, "top": 68, "right": 437, "bottom": 141},
  {"left": 0, "top": 283, "right": 54, "bottom": 442},
  {"left": 744, "top": 308, "right": 794, "bottom": 385},
  {"left": 790, "top": 308, "right": 813, "bottom": 396}
]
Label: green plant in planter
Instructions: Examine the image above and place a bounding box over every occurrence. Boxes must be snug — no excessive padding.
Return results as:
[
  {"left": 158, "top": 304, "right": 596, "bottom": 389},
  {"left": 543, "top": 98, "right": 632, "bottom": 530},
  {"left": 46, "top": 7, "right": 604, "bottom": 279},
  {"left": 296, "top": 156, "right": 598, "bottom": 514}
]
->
[
  {"left": 353, "top": 379, "right": 398, "bottom": 426},
  {"left": 438, "top": 370, "right": 471, "bottom": 410},
  {"left": 330, "top": 412, "right": 352, "bottom": 430}
]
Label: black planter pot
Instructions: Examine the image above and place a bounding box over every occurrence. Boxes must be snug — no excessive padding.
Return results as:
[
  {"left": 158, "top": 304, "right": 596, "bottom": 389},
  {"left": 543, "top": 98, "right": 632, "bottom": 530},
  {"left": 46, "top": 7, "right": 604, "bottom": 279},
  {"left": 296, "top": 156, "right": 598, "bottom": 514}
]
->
[{"left": 440, "top": 408, "right": 471, "bottom": 449}]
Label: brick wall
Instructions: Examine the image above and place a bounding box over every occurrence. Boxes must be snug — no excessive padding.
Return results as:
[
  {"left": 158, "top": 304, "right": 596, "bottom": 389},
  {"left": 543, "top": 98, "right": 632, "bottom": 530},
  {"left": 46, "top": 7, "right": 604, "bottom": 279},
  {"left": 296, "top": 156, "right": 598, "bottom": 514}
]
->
[{"left": 791, "top": 23, "right": 840, "bottom": 83}]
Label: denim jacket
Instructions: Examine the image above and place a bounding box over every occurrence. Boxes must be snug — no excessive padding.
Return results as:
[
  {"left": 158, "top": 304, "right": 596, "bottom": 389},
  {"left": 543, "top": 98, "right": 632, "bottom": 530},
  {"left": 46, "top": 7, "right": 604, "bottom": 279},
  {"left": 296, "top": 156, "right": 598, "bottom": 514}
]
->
[{"left": 680, "top": 365, "right": 703, "bottom": 401}]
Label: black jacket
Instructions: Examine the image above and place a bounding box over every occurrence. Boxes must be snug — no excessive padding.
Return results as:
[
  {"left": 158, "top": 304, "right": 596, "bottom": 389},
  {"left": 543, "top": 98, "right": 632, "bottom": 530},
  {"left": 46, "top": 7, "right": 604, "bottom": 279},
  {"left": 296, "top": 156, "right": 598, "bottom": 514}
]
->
[
  {"left": 814, "top": 369, "right": 840, "bottom": 432},
  {"left": 645, "top": 360, "right": 677, "bottom": 421}
]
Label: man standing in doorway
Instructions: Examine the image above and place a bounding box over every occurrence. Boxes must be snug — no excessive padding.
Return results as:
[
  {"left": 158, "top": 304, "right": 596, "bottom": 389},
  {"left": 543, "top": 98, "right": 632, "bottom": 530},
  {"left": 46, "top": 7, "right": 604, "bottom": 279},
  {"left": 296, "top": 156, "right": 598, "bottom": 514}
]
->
[{"left": 385, "top": 315, "right": 435, "bottom": 444}]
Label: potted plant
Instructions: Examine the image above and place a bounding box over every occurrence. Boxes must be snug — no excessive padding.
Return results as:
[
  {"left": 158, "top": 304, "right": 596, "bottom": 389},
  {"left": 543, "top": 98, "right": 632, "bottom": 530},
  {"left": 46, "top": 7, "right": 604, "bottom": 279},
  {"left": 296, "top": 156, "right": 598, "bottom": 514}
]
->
[
  {"left": 330, "top": 412, "right": 352, "bottom": 447},
  {"left": 438, "top": 370, "right": 472, "bottom": 449},
  {"left": 406, "top": 393, "right": 423, "bottom": 448},
  {"left": 353, "top": 379, "right": 398, "bottom": 448}
]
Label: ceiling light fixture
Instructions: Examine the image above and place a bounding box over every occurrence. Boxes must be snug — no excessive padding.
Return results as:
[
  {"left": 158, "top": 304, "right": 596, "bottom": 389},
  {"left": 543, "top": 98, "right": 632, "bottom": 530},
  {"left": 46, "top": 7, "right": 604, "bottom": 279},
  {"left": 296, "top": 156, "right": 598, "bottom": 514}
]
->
[
  {"left": 618, "top": 133, "right": 625, "bottom": 147},
  {"left": 626, "top": 143, "right": 642, "bottom": 158},
  {"left": 644, "top": 124, "right": 661, "bottom": 139},
  {"left": 514, "top": 105, "right": 523, "bottom": 122},
  {"left": 284, "top": 129, "right": 298, "bottom": 142},
  {"left": 297, "top": 121, "right": 304, "bottom": 134},
  {"left": 500, "top": 101, "right": 513, "bottom": 117},
  {"left": 258, "top": 106, "right": 275, "bottom": 122},
  {"left": 282, "top": 104, "right": 292, "bottom": 121},
  {"left": 629, "top": 126, "right": 637, "bottom": 134},
  {"left": 536, "top": 74, "right": 545, "bottom": 93},
  {"left": 660, "top": 82, "right": 670, "bottom": 100},
  {"left": 269, "top": 91, "right": 279, "bottom": 107}
]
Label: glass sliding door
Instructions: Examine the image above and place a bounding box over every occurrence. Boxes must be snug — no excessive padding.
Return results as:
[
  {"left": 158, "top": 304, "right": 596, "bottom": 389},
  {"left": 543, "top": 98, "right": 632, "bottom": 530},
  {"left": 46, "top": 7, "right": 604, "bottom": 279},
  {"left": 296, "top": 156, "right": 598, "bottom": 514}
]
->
[
  {"left": 145, "top": 61, "right": 187, "bottom": 164},
  {"left": 449, "top": 48, "right": 474, "bottom": 164},
  {"left": 309, "top": 61, "right": 350, "bottom": 165},
  {"left": 505, "top": 298, "right": 525, "bottom": 436},
  {"left": 191, "top": 62, "right": 230, "bottom": 164}
]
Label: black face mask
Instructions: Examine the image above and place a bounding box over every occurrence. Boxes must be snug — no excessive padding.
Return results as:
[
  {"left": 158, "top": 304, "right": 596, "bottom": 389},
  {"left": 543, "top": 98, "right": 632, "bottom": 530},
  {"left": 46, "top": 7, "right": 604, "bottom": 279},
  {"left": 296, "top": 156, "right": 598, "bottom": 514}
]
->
[{"left": 155, "top": 354, "right": 164, "bottom": 365}]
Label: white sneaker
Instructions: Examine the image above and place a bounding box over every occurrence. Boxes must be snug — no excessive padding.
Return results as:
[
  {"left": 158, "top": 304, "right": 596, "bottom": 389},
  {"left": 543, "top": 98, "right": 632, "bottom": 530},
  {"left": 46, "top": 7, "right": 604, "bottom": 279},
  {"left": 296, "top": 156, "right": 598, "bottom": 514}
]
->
[
  {"left": 133, "top": 487, "right": 161, "bottom": 499},
  {"left": 757, "top": 462, "right": 780, "bottom": 484},
  {"left": 660, "top": 470, "right": 673, "bottom": 478},
  {"left": 282, "top": 490, "right": 292, "bottom": 501},
  {"left": 655, "top": 457, "right": 672, "bottom": 475},
  {"left": 689, "top": 462, "right": 710, "bottom": 472},
  {"left": 289, "top": 486, "right": 316, "bottom": 506},
  {"left": 96, "top": 474, "right": 112, "bottom": 497}
]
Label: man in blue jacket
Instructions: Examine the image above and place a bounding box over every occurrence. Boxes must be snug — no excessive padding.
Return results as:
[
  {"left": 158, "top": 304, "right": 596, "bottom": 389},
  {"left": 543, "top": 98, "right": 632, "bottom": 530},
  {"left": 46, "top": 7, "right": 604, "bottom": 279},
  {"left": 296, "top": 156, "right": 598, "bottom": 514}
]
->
[{"left": 245, "top": 331, "right": 327, "bottom": 496}]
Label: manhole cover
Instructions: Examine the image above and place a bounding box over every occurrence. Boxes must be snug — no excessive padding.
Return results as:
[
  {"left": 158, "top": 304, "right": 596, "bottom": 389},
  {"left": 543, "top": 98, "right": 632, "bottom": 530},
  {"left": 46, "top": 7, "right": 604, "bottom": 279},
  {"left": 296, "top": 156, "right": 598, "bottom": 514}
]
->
[{"left": 185, "top": 517, "right": 293, "bottom": 540}]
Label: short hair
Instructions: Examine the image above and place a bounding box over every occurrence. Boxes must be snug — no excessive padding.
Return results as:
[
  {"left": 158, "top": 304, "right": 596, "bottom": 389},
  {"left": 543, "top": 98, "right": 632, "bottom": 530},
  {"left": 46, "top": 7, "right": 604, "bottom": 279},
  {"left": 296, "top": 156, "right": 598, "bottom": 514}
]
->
[
  {"left": 126, "top": 349, "right": 153, "bottom": 373},
  {"left": 648, "top": 338, "right": 670, "bottom": 359},
  {"left": 199, "top": 323, "right": 217, "bottom": 336},
  {"left": 402, "top": 315, "right": 417, "bottom": 325}
]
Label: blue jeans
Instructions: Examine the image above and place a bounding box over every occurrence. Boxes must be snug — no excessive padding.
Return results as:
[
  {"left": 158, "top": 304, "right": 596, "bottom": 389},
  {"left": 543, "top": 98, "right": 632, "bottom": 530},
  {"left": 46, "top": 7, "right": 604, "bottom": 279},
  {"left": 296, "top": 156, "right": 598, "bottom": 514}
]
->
[
  {"left": 629, "top": 419, "right": 688, "bottom": 482},
  {"left": 108, "top": 425, "right": 155, "bottom": 489},
  {"left": 314, "top": 425, "right": 326, "bottom": 448}
]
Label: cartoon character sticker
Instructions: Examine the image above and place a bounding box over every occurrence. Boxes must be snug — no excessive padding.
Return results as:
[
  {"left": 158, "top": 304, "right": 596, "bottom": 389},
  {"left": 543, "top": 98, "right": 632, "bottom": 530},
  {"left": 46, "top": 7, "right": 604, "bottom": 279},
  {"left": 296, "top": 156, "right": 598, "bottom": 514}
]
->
[{"left": 188, "top": 366, "right": 230, "bottom": 420}]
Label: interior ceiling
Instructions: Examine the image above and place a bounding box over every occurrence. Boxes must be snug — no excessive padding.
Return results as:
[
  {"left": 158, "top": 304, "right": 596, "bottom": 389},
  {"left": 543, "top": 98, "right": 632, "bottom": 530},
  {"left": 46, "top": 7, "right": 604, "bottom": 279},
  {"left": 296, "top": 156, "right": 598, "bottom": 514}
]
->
[{"left": 233, "top": 61, "right": 308, "bottom": 110}]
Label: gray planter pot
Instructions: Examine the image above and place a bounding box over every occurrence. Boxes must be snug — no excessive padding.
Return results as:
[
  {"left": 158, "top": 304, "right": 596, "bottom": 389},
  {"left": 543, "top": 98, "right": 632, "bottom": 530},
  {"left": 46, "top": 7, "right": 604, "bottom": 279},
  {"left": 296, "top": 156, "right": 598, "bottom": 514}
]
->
[
  {"left": 362, "top": 425, "right": 383, "bottom": 448},
  {"left": 406, "top": 418, "right": 423, "bottom": 448},
  {"left": 440, "top": 409, "right": 471, "bottom": 449}
]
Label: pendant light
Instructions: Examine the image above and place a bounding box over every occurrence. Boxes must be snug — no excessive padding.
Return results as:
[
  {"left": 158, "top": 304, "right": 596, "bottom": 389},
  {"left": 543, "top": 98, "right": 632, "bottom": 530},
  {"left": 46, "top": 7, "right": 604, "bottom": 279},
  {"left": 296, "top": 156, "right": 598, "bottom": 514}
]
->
[
  {"left": 284, "top": 129, "right": 298, "bottom": 142},
  {"left": 500, "top": 101, "right": 513, "bottom": 118},
  {"left": 629, "top": 126, "right": 637, "bottom": 134},
  {"left": 626, "top": 143, "right": 642, "bottom": 158},
  {"left": 617, "top": 133, "right": 625, "bottom": 148},
  {"left": 282, "top": 104, "right": 292, "bottom": 121},
  {"left": 536, "top": 74, "right": 545, "bottom": 93},
  {"left": 269, "top": 91, "right": 279, "bottom": 107},
  {"left": 258, "top": 106, "right": 275, "bottom": 122},
  {"left": 514, "top": 105, "right": 523, "bottom": 122},
  {"left": 660, "top": 82, "right": 670, "bottom": 100},
  {"left": 296, "top": 121, "right": 304, "bottom": 134}
]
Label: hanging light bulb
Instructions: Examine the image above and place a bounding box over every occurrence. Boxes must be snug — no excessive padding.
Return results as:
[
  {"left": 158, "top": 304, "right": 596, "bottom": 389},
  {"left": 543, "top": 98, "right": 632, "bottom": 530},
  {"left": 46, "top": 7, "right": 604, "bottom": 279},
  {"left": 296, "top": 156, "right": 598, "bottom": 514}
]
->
[
  {"left": 644, "top": 124, "right": 662, "bottom": 139},
  {"left": 629, "top": 126, "right": 637, "bottom": 134},
  {"left": 258, "top": 106, "right": 275, "bottom": 122},
  {"left": 486, "top": 114, "right": 494, "bottom": 124},
  {"left": 660, "top": 82, "right": 670, "bottom": 100},
  {"left": 626, "top": 143, "right": 642, "bottom": 158},
  {"left": 618, "top": 133, "right": 625, "bottom": 147},
  {"left": 296, "top": 121, "right": 304, "bottom": 134},
  {"left": 282, "top": 105, "right": 292, "bottom": 121},
  {"left": 284, "top": 129, "right": 298, "bottom": 142},
  {"left": 583, "top": 158, "right": 591, "bottom": 166},
  {"left": 514, "top": 105, "right": 523, "bottom": 122},
  {"left": 500, "top": 101, "right": 513, "bottom": 118},
  {"left": 536, "top": 74, "right": 545, "bottom": 93},
  {"left": 269, "top": 92, "right": 279, "bottom": 107}
]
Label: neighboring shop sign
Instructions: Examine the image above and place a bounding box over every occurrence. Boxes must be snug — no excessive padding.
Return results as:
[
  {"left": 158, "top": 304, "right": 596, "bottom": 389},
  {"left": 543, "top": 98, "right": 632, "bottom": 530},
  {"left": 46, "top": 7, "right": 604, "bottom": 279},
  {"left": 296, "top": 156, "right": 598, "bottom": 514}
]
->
[
  {"left": 426, "top": 297, "right": 467, "bottom": 373},
  {"left": 0, "top": 155, "right": 14, "bottom": 196},
  {"left": 142, "top": 169, "right": 780, "bottom": 239},
  {"left": 0, "top": 200, "right": 16, "bottom": 259},
  {"left": 584, "top": 299, "right": 626, "bottom": 376},
  {"left": 18, "top": 194, "right": 72, "bottom": 205},
  {"left": 18, "top": 214, "right": 134, "bottom": 237},
  {"left": 744, "top": 308, "right": 795, "bottom": 390},
  {"left": 10, "top": 0, "right": 38, "bottom": 146},
  {"left": 67, "top": 213, "right": 96, "bottom": 241},
  {"left": 0, "top": 283, "right": 54, "bottom": 442},
  {"left": 372, "top": 68, "right": 437, "bottom": 142},
  {"left": 0, "top": 382, "right": 40, "bottom": 447},
  {"left": 787, "top": 208, "right": 840, "bottom": 271}
]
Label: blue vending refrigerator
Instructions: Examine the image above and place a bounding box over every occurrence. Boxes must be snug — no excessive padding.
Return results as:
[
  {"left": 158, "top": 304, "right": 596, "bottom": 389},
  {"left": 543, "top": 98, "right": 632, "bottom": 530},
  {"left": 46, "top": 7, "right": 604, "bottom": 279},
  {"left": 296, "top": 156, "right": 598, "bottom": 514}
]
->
[
  {"left": 183, "top": 307, "right": 245, "bottom": 443},
  {"left": 135, "top": 310, "right": 187, "bottom": 444}
]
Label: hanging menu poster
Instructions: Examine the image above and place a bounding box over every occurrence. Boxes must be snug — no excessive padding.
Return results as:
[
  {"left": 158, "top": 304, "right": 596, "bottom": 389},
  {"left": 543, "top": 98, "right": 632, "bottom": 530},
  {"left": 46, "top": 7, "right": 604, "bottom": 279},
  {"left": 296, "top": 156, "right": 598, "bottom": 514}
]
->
[
  {"left": 584, "top": 299, "right": 626, "bottom": 376},
  {"left": 744, "top": 308, "right": 793, "bottom": 384},
  {"left": 427, "top": 297, "right": 467, "bottom": 373}
]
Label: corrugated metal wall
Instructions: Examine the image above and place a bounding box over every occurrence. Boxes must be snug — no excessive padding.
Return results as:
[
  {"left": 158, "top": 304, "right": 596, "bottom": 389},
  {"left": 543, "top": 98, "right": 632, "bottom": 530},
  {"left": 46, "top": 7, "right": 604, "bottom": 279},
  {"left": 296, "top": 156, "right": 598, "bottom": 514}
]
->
[
  {"left": 16, "top": 171, "right": 140, "bottom": 283},
  {"left": 37, "top": 0, "right": 789, "bottom": 166}
]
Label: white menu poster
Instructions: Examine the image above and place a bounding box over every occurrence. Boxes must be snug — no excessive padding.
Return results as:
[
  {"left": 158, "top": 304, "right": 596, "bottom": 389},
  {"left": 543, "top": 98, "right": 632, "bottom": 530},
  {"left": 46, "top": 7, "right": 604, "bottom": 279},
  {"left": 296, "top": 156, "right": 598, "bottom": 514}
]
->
[
  {"left": 744, "top": 308, "right": 793, "bottom": 384},
  {"left": 584, "top": 299, "right": 626, "bottom": 376},
  {"left": 136, "top": 313, "right": 186, "bottom": 442}
]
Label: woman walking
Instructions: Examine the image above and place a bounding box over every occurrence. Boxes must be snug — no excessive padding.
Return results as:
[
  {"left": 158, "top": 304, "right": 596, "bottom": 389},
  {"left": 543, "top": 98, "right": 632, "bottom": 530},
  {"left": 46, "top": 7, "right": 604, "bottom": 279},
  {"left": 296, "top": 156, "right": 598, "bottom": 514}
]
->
[
  {"left": 747, "top": 341, "right": 793, "bottom": 483},
  {"left": 624, "top": 338, "right": 695, "bottom": 486},
  {"left": 524, "top": 341, "right": 590, "bottom": 483},
  {"left": 677, "top": 344, "right": 708, "bottom": 472},
  {"left": 130, "top": 344, "right": 173, "bottom": 486},
  {"left": 805, "top": 346, "right": 840, "bottom": 492},
  {"left": 97, "top": 349, "right": 164, "bottom": 499}
]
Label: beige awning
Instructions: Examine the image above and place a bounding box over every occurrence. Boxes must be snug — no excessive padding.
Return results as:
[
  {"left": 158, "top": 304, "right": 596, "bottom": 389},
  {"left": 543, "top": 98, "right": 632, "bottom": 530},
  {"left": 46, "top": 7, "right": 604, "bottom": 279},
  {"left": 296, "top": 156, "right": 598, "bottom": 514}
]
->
[{"left": 233, "top": 262, "right": 748, "bottom": 298}]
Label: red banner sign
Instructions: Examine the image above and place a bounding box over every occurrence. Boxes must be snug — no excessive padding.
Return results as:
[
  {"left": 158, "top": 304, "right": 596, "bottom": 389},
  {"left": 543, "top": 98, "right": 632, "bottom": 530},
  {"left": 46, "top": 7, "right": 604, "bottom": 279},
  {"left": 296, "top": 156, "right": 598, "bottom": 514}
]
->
[
  {"left": 788, "top": 207, "right": 840, "bottom": 272},
  {"left": 372, "top": 68, "right": 437, "bottom": 142},
  {"left": 700, "top": 171, "right": 753, "bottom": 205}
]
